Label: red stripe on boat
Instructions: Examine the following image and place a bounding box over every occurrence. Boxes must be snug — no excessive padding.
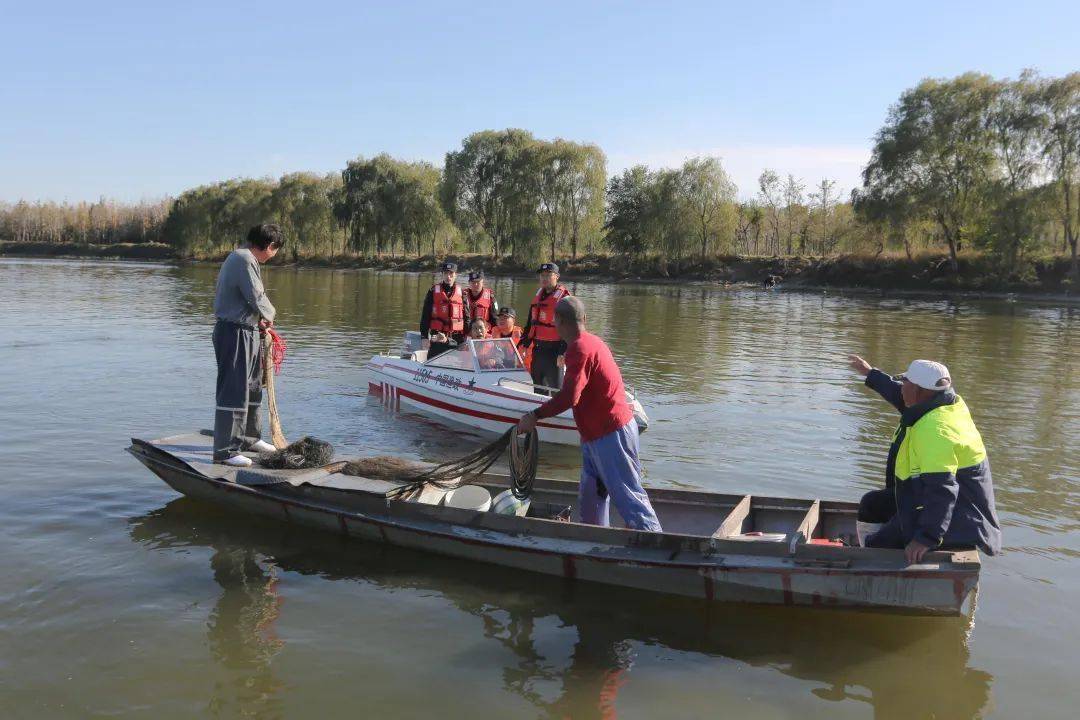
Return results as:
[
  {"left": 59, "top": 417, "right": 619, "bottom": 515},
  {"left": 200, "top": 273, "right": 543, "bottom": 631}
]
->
[
  {"left": 396, "top": 387, "right": 571, "bottom": 431},
  {"left": 370, "top": 361, "right": 547, "bottom": 405}
]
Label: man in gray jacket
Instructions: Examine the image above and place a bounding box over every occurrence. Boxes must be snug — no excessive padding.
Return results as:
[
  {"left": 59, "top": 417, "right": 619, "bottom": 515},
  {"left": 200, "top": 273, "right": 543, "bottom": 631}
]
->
[{"left": 212, "top": 224, "right": 284, "bottom": 467}]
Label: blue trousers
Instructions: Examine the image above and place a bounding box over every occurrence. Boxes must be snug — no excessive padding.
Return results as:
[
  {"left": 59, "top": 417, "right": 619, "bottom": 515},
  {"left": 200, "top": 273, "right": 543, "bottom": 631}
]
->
[{"left": 578, "top": 421, "right": 663, "bottom": 532}]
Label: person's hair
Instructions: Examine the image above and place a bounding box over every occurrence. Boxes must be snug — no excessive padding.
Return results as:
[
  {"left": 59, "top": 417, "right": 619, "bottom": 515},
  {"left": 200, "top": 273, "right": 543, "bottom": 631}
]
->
[
  {"left": 247, "top": 223, "right": 284, "bottom": 251},
  {"left": 554, "top": 296, "right": 586, "bottom": 325}
]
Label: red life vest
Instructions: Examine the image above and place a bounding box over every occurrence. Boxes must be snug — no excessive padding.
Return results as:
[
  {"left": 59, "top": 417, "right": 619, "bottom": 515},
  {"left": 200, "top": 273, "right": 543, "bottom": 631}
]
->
[
  {"left": 491, "top": 325, "right": 522, "bottom": 343},
  {"left": 467, "top": 287, "right": 494, "bottom": 324},
  {"left": 430, "top": 283, "right": 464, "bottom": 334},
  {"left": 528, "top": 285, "right": 570, "bottom": 343}
]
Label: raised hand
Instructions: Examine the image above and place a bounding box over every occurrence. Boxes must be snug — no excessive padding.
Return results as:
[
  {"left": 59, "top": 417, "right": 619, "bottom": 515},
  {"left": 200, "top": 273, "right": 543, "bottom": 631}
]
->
[{"left": 848, "top": 354, "right": 872, "bottom": 377}]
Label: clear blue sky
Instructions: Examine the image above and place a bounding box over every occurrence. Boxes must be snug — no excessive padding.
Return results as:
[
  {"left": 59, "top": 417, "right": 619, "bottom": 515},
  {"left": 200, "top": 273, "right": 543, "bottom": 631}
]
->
[{"left": 2, "top": 0, "right": 1077, "bottom": 203}]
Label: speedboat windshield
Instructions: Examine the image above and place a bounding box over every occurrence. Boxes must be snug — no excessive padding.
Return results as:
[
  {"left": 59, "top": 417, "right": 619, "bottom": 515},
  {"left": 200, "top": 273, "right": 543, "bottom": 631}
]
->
[
  {"left": 425, "top": 338, "right": 525, "bottom": 372},
  {"left": 470, "top": 338, "right": 526, "bottom": 371}
]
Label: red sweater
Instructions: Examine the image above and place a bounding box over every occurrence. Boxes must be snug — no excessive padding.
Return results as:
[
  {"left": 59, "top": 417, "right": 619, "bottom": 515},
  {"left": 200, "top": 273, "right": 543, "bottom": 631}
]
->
[{"left": 534, "top": 331, "right": 633, "bottom": 442}]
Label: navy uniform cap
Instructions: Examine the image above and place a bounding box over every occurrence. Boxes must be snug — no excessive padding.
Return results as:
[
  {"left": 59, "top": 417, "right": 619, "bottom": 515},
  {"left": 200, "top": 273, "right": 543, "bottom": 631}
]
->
[
  {"left": 498, "top": 306, "right": 516, "bottom": 318},
  {"left": 439, "top": 261, "right": 458, "bottom": 272},
  {"left": 468, "top": 269, "right": 485, "bottom": 281},
  {"left": 537, "top": 262, "right": 560, "bottom": 274}
]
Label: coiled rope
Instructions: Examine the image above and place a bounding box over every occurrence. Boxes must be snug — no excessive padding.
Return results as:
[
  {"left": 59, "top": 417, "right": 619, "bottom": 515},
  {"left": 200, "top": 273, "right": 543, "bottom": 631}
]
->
[{"left": 508, "top": 428, "right": 538, "bottom": 500}]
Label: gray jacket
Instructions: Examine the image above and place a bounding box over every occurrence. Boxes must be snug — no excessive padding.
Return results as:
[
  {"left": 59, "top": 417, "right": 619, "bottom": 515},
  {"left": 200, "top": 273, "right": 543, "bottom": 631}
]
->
[{"left": 213, "top": 248, "right": 276, "bottom": 327}]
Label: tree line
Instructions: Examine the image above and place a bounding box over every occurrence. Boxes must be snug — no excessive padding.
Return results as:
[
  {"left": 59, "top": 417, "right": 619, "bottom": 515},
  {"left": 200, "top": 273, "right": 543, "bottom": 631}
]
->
[
  {"left": 0, "top": 198, "right": 170, "bottom": 246},
  {"left": 2, "top": 71, "right": 1077, "bottom": 277}
]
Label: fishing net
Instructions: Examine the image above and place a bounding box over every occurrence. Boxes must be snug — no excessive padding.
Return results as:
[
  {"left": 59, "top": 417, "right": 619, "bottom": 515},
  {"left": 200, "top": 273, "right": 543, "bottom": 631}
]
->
[
  {"left": 341, "top": 455, "right": 430, "bottom": 481},
  {"left": 342, "top": 428, "right": 539, "bottom": 501},
  {"left": 256, "top": 428, "right": 539, "bottom": 499},
  {"left": 258, "top": 436, "right": 334, "bottom": 469},
  {"left": 375, "top": 429, "right": 514, "bottom": 499}
]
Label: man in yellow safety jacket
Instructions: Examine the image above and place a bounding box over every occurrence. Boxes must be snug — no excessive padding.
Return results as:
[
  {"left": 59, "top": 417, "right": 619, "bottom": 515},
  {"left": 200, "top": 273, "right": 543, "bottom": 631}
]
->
[{"left": 848, "top": 356, "right": 1002, "bottom": 563}]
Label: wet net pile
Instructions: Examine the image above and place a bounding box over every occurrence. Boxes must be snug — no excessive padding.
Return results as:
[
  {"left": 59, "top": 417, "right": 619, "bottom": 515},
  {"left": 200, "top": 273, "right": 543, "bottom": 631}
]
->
[
  {"left": 258, "top": 436, "right": 333, "bottom": 469},
  {"left": 258, "top": 428, "right": 540, "bottom": 499}
]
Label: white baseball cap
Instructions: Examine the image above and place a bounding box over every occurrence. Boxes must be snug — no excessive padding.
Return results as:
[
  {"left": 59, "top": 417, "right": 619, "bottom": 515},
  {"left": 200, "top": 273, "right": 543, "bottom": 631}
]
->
[{"left": 900, "top": 359, "right": 952, "bottom": 392}]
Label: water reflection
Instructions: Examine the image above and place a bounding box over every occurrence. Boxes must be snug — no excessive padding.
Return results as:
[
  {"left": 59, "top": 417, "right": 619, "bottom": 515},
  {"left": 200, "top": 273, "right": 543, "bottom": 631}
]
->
[
  {"left": 131, "top": 508, "right": 285, "bottom": 718},
  {"left": 205, "top": 549, "right": 285, "bottom": 718},
  {"left": 129, "top": 499, "right": 992, "bottom": 719}
]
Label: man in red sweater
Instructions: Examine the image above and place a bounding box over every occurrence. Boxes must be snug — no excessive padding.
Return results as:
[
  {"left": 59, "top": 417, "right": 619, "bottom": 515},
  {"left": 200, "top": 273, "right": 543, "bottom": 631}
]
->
[{"left": 516, "top": 296, "right": 662, "bottom": 532}]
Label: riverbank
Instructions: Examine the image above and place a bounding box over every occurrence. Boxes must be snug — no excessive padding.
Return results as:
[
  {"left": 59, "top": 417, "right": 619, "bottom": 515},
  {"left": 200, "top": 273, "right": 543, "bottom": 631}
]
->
[
  {"left": 0, "top": 241, "right": 176, "bottom": 261},
  {"left": 2, "top": 240, "right": 1075, "bottom": 296}
]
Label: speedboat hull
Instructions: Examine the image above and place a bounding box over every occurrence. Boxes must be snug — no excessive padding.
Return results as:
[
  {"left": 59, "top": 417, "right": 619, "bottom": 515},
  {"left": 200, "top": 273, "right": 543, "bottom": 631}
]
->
[
  {"left": 367, "top": 357, "right": 581, "bottom": 445},
  {"left": 364, "top": 334, "right": 650, "bottom": 446}
]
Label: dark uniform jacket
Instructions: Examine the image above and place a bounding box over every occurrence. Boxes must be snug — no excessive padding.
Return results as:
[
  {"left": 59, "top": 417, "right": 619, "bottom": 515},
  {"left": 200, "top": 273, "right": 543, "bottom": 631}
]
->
[{"left": 866, "top": 369, "right": 1002, "bottom": 555}]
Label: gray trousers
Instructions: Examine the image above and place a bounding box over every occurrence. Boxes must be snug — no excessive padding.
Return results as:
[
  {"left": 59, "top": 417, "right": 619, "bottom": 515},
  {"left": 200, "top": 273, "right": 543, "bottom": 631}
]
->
[{"left": 213, "top": 320, "right": 264, "bottom": 460}]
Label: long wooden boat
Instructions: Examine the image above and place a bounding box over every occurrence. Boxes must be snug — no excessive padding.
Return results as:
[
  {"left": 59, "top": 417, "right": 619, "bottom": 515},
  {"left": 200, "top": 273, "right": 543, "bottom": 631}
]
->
[{"left": 127, "top": 431, "right": 982, "bottom": 615}]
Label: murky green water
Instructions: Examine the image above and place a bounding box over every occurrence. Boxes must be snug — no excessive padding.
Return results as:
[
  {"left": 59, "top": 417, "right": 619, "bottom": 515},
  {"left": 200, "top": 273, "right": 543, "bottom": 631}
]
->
[{"left": 1, "top": 258, "right": 1077, "bottom": 719}]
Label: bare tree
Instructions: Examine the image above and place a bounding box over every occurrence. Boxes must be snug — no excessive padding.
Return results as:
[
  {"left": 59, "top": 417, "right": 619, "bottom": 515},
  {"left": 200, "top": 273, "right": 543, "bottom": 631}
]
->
[
  {"left": 782, "top": 174, "right": 805, "bottom": 255},
  {"left": 810, "top": 178, "right": 839, "bottom": 255},
  {"left": 757, "top": 170, "right": 782, "bottom": 255}
]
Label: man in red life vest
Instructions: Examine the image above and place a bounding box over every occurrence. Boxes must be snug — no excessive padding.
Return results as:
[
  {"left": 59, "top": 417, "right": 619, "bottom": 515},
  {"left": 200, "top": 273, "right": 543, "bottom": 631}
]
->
[
  {"left": 520, "top": 262, "right": 571, "bottom": 394},
  {"left": 516, "top": 296, "right": 662, "bottom": 532},
  {"left": 420, "top": 261, "right": 471, "bottom": 359},
  {"left": 465, "top": 269, "right": 499, "bottom": 329}
]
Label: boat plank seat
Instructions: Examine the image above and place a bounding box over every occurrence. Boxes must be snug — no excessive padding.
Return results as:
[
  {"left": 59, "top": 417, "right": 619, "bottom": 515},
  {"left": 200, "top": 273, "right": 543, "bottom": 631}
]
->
[
  {"left": 793, "top": 499, "right": 821, "bottom": 540},
  {"left": 712, "top": 495, "right": 752, "bottom": 538}
]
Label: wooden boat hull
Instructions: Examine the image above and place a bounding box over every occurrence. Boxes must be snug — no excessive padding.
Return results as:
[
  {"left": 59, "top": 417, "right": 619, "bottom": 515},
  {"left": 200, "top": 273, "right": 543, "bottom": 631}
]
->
[{"left": 128, "top": 434, "right": 981, "bottom": 616}]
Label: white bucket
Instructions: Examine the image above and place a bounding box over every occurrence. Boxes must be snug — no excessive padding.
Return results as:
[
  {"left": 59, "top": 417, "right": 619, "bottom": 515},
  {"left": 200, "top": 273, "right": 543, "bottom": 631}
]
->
[
  {"left": 443, "top": 485, "right": 492, "bottom": 512},
  {"left": 491, "top": 489, "right": 531, "bottom": 517}
]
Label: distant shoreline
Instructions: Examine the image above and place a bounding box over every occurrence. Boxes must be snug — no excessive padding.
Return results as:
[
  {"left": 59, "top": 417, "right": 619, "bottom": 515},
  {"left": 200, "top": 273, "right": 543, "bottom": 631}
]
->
[{"left": 2, "top": 240, "right": 1075, "bottom": 302}]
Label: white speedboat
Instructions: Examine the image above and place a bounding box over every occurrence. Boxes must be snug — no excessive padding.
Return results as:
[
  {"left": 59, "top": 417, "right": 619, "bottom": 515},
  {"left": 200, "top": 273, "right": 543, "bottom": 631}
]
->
[{"left": 366, "top": 332, "right": 649, "bottom": 445}]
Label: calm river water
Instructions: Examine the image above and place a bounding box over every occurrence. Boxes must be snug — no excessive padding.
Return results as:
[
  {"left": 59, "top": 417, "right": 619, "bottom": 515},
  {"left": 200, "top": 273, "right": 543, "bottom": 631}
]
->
[{"left": 1, "top": 258, "right": 1077, "bottom": 719}]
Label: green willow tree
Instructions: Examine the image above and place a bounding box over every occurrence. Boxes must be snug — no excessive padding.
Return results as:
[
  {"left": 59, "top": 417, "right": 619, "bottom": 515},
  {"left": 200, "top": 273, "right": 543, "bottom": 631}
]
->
[
  {"left": 602, "top": 157, "right": 737, "bottom": 263},
  {"left": 859, "top": 73, "right": 1001, "bottom": 271},
  {"left": 441, "top": 130, "right": 605, "bottom": 262},
  {"left": 1039, "top": 73, "right": 1080, "bottom": 278},
  {"left": 441, "top": 129, "right": 537, "bottom": 259},
  {"left": 985, "top": 72, "right": 1047, "bottom": 265},
  {"left": 267, "top": 172, "right": 342, "bottom": 259},
  {"left": 682, "top": 157, "right": 738, "bottom": 259},
  {"left": 336, "top": 154, "right": 447, "bottom": 259}
]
